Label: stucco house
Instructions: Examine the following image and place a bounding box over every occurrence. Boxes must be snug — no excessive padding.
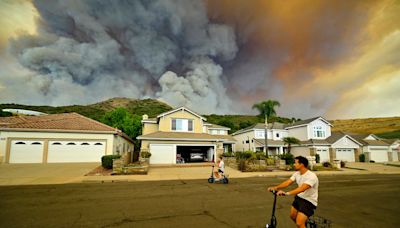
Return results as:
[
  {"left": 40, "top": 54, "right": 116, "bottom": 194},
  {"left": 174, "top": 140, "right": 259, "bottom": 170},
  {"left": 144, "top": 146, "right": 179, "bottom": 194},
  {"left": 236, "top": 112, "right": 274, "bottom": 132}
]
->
[
  {"left": 384, "top": 139, "right": 400, "bottom": 162},
  {"left": 232, "top": 117, "right": 372, "bottom": 163},
  {"left": 137, "top": 107, "right": 236, "bottom": 165},
  {"left": 349, "top": 134, "right": 392, "bottom": 162},
  {"left": 0, "top": 113, "right": 134, "bottom": 163},
  {"left": 231, "top": 122, "right": 288, "bottom": 154}
]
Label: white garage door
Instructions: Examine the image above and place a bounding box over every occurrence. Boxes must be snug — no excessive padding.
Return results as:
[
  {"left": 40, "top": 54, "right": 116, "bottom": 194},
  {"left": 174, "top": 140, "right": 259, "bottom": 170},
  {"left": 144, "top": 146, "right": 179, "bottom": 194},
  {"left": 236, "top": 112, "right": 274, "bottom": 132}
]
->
[
  {"left": 48, "top": 141, "right": 105, "bottom": 163},
  {"left": 336, "top": 149, "right": 355, "bottom": 162},
  {"left": 370, "top": 151, "right": 388, "bottom": 162},
  {"left": 149, "top": 144, "right": 176, "bottom": 164},
  {"left": 9, "top": 140, "right": 44, "bottom": 163},
  {"left": 316, "top": 149, "right": 330, "bottom": 163}
]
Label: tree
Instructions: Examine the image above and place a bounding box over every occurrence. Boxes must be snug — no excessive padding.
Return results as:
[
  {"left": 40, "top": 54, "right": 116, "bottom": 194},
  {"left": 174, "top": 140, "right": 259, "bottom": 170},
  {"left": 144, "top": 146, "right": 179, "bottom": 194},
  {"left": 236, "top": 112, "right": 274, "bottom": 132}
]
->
[
  {"left": 252, "top": 100, "right": 281, "bottom": 157},
  {"left": 101, "top": 108, "right": 142, "bottom": 151},
  {"left": 252, "top": 100, "right": 281, "bottom": 121},
  {"left": 283, "top": 137, "right": 301, "bottom": 154}
]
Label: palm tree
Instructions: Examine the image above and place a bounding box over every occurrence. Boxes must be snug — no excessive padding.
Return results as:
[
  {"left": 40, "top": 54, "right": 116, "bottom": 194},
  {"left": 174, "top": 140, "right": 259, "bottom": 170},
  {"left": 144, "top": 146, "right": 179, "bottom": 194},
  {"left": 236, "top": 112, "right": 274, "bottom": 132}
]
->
[
  {"left": 252, "top": 100, "right": 281, "bottom": 157},
  {"left": 252, "top": 100, "right": 281, "bottom": 121},
  {"left": 283, "top": 137, "right": 301, "bottom": 154}
]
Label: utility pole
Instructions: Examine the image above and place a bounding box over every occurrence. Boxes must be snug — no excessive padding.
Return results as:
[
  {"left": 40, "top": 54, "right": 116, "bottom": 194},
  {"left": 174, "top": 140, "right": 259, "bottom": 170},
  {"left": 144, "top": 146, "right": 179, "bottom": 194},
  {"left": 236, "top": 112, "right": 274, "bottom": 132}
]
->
[{"left": 264, "top": 113, "right": 269, "bottom": 158}]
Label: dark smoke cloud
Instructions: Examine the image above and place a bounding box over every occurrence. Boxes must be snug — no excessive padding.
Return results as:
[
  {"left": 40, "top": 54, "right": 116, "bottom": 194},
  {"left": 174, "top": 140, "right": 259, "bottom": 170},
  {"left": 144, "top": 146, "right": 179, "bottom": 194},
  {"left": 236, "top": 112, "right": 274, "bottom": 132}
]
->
[{"left": 6, "top": 0, "right": 237, "bottom": 114}]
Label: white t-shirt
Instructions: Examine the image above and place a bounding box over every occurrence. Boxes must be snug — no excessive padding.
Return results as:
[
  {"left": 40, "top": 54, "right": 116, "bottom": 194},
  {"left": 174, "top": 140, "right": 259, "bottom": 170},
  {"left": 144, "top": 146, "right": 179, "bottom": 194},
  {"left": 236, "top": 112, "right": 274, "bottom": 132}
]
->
[
  {"left": 290, "top": 170, "right": 319, "bottom": 206},
  {"left": 218, "top": 160, "right": 225, "bottom": 172}
]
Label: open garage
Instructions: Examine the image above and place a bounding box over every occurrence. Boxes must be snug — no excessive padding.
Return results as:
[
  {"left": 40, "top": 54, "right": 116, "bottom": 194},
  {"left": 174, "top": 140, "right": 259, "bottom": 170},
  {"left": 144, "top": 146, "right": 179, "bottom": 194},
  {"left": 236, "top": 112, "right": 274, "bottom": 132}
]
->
[{"left": 177, "top": 145, "right": 214, "bottom": 163}]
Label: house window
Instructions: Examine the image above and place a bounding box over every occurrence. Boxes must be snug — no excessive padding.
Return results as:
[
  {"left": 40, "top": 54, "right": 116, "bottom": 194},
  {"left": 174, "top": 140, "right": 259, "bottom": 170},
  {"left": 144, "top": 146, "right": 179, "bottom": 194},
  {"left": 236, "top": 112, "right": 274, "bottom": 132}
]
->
[
  {"left": 52, "top": 142, "right": 62, "bottom": 145},
  {"left": 31, "top": 142, "right": 42, "bottom": 145},
  {"left": 15, "top": 142, "right": 26, "bottom": 145},
  {"left": 276, "top": 133, "right": 280, "bottom": 138},
  {"left": 246, "top": 140, "right": 249, "bottom": 143},
  {"left": 67, "top": 142, "right": 76, "bottom": 145},
  {"left": 81, "top": 143, "right": 90, "bottom": 145},
  {"left": 94, "top": 143, "right": 103, "bottom": 146},
  {"left": 172, "top": 119, "right": 193, "bottom": 132},
  {"left": 313, "top": 126, "right": 325, "bottom": 138},
  {"left": 255, "top": 131, "right": 265, "bottom": 138}
]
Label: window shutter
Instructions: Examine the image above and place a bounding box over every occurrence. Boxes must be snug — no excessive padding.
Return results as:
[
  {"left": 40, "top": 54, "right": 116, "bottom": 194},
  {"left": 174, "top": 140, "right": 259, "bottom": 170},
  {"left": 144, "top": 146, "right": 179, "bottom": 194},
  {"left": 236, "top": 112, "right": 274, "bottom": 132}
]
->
[
  {"left": 188, "top": 120, "right": 193, "bottom": 131},
  {"left": 172, "top": 119, "right": 176, "bottom": 130}
]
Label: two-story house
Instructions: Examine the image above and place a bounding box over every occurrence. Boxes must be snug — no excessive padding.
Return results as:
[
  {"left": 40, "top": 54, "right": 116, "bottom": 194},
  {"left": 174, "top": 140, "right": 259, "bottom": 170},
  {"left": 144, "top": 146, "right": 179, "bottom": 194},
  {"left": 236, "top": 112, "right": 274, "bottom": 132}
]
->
[
  {"left": 232, "top": 116, "right": 367, "bottom": 162},
  {"left": 231, "top": 122, "right": 288, "bottom": 155},
  {"left": 137, "top": 107, "right": 236, "bottom": 164}
]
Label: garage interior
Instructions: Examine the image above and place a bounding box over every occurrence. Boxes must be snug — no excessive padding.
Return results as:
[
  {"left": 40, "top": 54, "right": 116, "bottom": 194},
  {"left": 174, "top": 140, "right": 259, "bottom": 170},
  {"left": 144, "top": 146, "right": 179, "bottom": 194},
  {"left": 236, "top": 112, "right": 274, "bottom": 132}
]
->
[{"left": 176, "top": 146, "right": 214, "bottom": 163}]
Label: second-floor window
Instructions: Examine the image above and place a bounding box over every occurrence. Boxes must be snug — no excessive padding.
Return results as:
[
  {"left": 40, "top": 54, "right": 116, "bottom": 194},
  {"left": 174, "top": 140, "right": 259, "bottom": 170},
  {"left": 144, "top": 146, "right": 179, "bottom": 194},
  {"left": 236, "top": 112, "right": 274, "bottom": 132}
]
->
[
  {"left": 313, "top": 126, "right": 325, "bottom": 138},
  {"left": 172, "top": 119, "right": 193, "bottom": 132}
]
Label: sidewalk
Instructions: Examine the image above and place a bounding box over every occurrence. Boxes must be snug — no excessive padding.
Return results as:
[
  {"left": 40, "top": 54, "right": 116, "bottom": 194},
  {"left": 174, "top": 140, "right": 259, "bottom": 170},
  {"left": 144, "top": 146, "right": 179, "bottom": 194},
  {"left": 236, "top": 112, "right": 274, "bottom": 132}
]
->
[{"left": 80, "top": 164, "right": 388, "bottom": 183}]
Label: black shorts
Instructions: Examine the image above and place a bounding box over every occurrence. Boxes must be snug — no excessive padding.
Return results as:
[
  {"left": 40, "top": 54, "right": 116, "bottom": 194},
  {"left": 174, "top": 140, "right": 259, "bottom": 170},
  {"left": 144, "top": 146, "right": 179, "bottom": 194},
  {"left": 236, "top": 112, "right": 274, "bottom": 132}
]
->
[
  {"left": 218, "top": 169, "right": 224, "bottom": 173},
  {"left": 292, "top": 196, "right": 317, "bottom": 217}
]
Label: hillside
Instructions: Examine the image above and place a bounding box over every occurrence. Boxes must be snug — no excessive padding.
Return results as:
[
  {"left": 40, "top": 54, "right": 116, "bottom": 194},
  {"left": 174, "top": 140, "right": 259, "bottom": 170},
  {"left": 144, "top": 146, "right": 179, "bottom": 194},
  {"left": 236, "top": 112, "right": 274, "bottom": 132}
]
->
[
  {"left": 0, "top": 98, "right": 172, "bottom": 121},
  {"left": 331, "top": 117, "right": 400, "bottom": 139},
  {"left": 1, "top": 98, "right": 399, "bottom": 138}
]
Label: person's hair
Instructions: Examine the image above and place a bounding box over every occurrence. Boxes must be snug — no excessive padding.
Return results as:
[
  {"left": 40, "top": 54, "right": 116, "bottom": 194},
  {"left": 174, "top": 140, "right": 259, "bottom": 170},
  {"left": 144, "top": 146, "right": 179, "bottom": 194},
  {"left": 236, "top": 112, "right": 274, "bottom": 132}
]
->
[{"left": 295, "top": 156, "right": 309, "bottom": 168}]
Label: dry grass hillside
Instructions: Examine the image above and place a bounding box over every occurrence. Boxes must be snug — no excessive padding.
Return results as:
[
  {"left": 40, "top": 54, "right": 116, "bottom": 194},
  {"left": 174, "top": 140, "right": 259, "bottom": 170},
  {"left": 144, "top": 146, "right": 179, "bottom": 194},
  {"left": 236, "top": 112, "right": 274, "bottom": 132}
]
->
[{"left": 331, "top": 117, "right": 400, "bottom": 137}]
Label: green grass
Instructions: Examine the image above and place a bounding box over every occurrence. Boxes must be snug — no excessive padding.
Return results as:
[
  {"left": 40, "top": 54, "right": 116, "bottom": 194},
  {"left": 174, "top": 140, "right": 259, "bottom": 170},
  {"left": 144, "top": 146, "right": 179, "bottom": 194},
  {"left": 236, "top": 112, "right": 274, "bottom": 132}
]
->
[{"left": 376, "top": 129, "right": 400, "bottom": 139}]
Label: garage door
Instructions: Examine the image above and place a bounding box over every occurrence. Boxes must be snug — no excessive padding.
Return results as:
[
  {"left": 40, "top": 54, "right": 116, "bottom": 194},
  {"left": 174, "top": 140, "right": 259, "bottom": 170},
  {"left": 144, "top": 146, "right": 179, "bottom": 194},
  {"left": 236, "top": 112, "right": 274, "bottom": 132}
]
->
[
  {"left": 9, "top": 140, "right": 44, "bottom": 163},
  {"left": 149, "top": 144, "right": 176, "bottom": 164},
  {"left": 48, "top": 141, "right": 105, "bottom": 163},
  {"left": 316, "top": 149, "right": 330, "bottom": 163},
  {"left": 336, "top": 149, "right": 355, "bottom": 162},
  {"left": 370, "top": 151, "right": 388, "bottom": 162}
]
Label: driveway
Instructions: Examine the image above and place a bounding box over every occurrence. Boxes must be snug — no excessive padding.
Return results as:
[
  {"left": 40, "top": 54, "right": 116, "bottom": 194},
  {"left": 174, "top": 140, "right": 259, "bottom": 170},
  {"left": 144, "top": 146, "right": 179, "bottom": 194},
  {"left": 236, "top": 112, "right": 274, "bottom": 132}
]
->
[{"left": 0, "top": 163, "right": 99, "bottom": 186}]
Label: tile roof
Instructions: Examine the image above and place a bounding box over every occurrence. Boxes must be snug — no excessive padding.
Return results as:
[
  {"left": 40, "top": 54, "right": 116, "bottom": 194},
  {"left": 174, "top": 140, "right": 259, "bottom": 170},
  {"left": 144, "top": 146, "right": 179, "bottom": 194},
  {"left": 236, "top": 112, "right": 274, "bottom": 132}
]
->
[
  {"left": 285, "top": 116, "right": 332, "bottom": 128},
  {"left": 300, "top": 139, "right": 331, "bottom": 146},
  {"left": 137, "top": 131, "right": 236, "bottom": 142},
  {"left": 0, "top": 113, "right": 116, "bottom": 132},
  {"left": 347, "top": 133, "right": 389, "bottom": 146},
  {"left": 232, "top": 122, "right": 286, "bottom": 135}
]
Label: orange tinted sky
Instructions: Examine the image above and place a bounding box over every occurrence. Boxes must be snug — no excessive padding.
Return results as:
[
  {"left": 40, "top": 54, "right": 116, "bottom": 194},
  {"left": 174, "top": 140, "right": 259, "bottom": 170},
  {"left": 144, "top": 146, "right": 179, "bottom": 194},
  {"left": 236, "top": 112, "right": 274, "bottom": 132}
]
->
[{"left": 0, "top": 0, "right": 399, "bottom": 119}]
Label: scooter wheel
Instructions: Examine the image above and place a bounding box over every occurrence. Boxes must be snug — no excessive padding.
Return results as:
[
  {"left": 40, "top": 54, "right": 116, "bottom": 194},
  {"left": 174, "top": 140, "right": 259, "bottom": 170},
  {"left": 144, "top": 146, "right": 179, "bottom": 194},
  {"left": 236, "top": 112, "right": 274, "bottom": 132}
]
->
[
  {"left": 223, "top": 178, "right": 229, "bottom": 184},
  {"left": 208, "top": 178, "right": 214, "bottom": 183}
]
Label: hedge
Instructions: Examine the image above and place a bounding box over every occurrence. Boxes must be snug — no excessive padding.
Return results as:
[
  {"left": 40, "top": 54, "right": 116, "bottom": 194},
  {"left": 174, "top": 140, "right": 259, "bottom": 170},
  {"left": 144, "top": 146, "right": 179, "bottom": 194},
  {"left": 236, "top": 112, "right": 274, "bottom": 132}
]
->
[{"left": 101, "top": 155, "right": 121, "bottom": 169}]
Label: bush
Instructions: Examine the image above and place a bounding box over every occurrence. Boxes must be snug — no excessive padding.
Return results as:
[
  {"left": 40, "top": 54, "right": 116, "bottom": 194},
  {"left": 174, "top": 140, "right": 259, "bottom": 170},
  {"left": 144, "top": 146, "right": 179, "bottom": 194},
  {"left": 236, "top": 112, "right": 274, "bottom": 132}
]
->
[
  {"left": 359, "top": 154, "right": 365, "bottom": 162},
  {"left": 235, "top": 151, "right": 255, "bottom": 161},
  {"left": 266, "top": 158, "right": 275, "bottom": 166},
  {"left": 340, "top": 161, "right": 346, "bottom": 168},
  {"left": 279, "top": 153, "right": 295, "bottom": 165},
  {"left": 255, "top": 152, "right": 266, "bottom": 160},
  {"left": 140, "top": 151, "right": 152, "bottom": 158},
  {"left": 315, "top": 154, "right": 320, "bottom": 163},
  {"left": 101, "top": 155, "right": 121, "bottom": 169},
  {"left": 322, "top": 161, "right": 332, "bottom": 168},
  {"left": 237, "top": 159, "right": 247, "bottom": 171},
  {"left": 222, "top": 151, "right": 235, "bottom": 157}
]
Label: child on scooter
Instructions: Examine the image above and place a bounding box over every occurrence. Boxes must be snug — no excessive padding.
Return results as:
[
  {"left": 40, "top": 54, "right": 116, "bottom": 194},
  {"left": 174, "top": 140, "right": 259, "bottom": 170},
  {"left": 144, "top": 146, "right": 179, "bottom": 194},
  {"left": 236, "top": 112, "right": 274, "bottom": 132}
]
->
[{"left": 214, "top": 155, "right": 225, "bottom": 180}]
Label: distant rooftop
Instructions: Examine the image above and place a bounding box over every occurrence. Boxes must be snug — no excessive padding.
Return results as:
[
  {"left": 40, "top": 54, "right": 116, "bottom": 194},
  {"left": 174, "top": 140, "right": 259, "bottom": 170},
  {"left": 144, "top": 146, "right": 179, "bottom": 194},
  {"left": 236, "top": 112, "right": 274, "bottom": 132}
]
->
[{"left": 2, "top": 109, "right": 47, "bottom": 116}]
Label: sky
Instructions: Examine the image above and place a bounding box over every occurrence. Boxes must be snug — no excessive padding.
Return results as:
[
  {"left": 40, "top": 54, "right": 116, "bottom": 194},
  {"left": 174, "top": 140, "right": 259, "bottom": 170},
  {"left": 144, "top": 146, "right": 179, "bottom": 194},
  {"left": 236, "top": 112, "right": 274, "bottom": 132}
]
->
[{"left": 0, "top": 0, "right": 399, "bottom": 119}]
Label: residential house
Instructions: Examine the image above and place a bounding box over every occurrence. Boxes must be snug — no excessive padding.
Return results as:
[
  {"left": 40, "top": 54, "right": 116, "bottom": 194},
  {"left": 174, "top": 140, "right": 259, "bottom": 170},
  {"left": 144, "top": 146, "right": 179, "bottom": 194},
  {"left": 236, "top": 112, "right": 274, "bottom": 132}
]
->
[
  {"left": 384, "top": 139, "right": 400, "bottom": 162},
  {"left": 136, "top": 107, "right": 236, "bottom": 165},
  {"left": 231, "top": 123, "right": 288, "bottom": 155},
  {"left": 232, "top": 117, "right": 366, "bottom": 163},
  {"left": 0, "top": 113, "right": 134, "bottom": 164},
  {"left": 350, "top": 134, "right": 391, "bottom": 162}
]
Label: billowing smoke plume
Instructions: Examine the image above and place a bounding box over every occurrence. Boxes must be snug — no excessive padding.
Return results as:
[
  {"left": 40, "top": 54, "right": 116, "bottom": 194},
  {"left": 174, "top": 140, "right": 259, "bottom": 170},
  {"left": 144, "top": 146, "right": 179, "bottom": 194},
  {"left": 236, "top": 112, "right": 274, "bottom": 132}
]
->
[{"left": 6, "top": 0, "right": 237, "bottom": 114}]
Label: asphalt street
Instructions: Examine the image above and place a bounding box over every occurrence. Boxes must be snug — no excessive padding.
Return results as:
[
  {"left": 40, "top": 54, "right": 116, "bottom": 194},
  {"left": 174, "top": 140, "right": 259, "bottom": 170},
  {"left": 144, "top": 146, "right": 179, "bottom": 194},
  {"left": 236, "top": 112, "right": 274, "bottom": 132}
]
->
[{"left": 0, "top": 174, "right": 399, "bottom": 228}]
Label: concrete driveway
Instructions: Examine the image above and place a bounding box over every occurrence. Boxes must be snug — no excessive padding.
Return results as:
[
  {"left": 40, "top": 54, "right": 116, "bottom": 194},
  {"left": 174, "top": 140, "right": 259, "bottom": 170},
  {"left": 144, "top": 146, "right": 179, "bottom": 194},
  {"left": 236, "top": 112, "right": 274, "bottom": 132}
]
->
[{"left": 0, "top": 163, "right": 99, "bottom": 186}]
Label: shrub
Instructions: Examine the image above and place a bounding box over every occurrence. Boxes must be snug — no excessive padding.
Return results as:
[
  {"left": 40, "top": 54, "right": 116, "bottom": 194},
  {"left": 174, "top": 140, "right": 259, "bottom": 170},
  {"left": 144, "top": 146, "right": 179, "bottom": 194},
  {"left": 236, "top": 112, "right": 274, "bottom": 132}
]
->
[
  {"left": 255, "top": 152, "right": 266, "bottom": 160},
  {"left": 101, "top": 155, "right": 121, "bottom": 169},
  {"left": 266, "top": 158, "right": 275, "bottom": 166},
  {"left": 340, "top": 161, "right": 346, "bottom": 168},
  {"left": 359, "top": 154, "right": 365, "bottom": 162},
  {"left": 140, "top": 151, "right": 152, "bottom": 158},
  {"left": 315, "top": 154, "right": 320, "bottom": 163},
  {"left": 237, "top": 159, "right": 247, "bottom": 171},
  {"left": 235, "top": 151, "right": 255, "bottom": 161},
  {"left": 322, "top": 161, "right": 332, "bottom": 168},
  {"left": 222, "top": 151, "right": 235, "bottom": 157},
  {"left": 279, "top": 153, "right": 295, "bottom": 165}
]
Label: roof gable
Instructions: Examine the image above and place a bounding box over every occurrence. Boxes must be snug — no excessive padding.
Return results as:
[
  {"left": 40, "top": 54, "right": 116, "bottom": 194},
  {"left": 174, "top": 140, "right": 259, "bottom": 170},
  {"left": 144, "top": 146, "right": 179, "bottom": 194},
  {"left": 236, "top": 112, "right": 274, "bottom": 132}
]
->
[
  {"left": 285, "top": 116, "right": 332, "bottom": 129},
  {"left": 156, "top": 107, "right": 206, "bottom": 121}
]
